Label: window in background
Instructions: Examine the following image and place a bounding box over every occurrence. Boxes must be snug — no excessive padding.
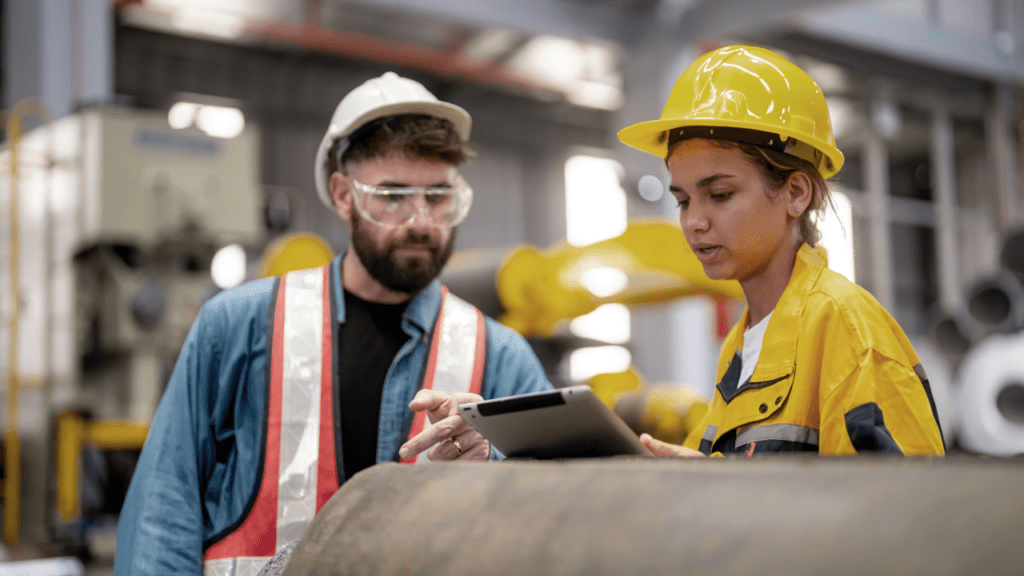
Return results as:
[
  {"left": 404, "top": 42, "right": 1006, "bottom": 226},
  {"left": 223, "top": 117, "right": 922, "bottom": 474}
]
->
[
  {"left": 816, "top": 188, "right": 855, "bottom": 283},
  {"left": 565, "top": 154, "right": 631, "bottom": 382},
  {"left": 565, "top": 155, "right": 627, "bottom": 247}
]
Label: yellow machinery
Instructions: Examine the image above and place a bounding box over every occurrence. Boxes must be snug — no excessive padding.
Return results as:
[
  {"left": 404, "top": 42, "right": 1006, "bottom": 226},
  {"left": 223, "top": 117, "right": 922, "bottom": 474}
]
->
[
  {"left": 589, "top": 368, "right": 709, "bottom": 445},
  {"left": 482, "top": 220, "right": 743, "bottom": 445},
  {"left": 1, "top": 105, "right": 262, "bottom": 545},
  {"left": 497, "top": 219, "right": 743, "bottom": 336},
  {"left": 46, "top": 234, "right": 333, "bottom": 542},
  {"left": 258, "top": 232, "right": 335, "bottom": 278}
]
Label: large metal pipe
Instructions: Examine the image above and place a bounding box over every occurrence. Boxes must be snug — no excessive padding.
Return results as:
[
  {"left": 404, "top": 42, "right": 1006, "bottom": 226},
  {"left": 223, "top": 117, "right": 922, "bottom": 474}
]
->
[
  {"left": 958, "top": 331, "right": 1024, "bottom": 456},
  {"left": 285, "top": 458, "right": 1024, "bottom": 576},
  {"left": 964, "top": 271, "right": 1024, "bottom": 335},
  {"left": 930, "top": 312, "right": 974, "bottom": 357}
]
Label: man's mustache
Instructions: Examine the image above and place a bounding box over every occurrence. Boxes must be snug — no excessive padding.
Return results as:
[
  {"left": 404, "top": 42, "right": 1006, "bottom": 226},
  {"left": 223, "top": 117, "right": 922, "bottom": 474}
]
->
[{"left": 390, "top": 232, "right": 440, "bottom": 252}]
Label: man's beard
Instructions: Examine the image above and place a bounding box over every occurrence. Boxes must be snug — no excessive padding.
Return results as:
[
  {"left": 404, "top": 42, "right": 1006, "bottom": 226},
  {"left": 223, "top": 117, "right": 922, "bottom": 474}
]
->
[{"left": 350, "top": 209, "right": 455, "bottom": 295}]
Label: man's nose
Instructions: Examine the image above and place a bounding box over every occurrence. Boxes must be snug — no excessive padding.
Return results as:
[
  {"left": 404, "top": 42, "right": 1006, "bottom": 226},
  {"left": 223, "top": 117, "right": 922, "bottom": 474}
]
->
[{"left": 403, "top": 195, "right": 435, "bottom": 228}]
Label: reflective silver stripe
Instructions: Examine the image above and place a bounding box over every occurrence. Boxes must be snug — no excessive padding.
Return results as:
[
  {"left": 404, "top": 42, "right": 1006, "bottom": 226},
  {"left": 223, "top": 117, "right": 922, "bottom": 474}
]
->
[
  {"left": 203, "top": 556, "right": 272, "bottom": 576},
  {"left": 735, "top": 423, "right": 819, "bottom": 447},
  {"left": 277, "top": 268, "right": 323, "bottom": 548},
  {"left": 702, "top": 424, "right": 718, "bottom": 442},
  {"left": 414, "top": 292, "right": 481, "bottom": 464},
  {"left": 431, "top": 292, "right": 480, "bottom": 396}
]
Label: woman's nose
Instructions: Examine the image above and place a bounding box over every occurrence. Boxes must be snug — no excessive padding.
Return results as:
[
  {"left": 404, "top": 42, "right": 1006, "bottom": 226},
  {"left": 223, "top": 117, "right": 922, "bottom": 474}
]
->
[{"left": 682, "top": 200, "right": 709, "bottom": 233}]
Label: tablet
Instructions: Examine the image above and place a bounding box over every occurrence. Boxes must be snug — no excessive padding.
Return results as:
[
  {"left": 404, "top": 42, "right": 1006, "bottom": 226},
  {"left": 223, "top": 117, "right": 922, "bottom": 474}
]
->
[{"left": 458, "top": 386, "right": 652, "bottom": 459}]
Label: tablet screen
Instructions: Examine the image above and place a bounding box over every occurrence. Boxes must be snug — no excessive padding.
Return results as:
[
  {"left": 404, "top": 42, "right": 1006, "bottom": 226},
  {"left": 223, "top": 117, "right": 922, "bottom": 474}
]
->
[{"left": 459, "top": 386, "right": 651, "bottom": 459}]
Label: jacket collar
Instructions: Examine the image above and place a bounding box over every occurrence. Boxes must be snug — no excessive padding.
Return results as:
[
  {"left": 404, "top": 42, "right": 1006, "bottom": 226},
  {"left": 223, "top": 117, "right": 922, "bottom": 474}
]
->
[
  {"left": 330, "top": 251, "right": 442, "bottom": 335},
  {"left": 729, "top": 243, "right": 828, "bottom": 384}
]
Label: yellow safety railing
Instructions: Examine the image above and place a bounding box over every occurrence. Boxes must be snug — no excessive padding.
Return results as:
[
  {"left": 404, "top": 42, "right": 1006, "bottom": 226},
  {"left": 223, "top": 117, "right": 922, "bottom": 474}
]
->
[
  {"left": 55, "top": 412, "right": 149, "bottom": 520},
  {"left": 3, "top": 98, "right": 53, "bottom": 545}
]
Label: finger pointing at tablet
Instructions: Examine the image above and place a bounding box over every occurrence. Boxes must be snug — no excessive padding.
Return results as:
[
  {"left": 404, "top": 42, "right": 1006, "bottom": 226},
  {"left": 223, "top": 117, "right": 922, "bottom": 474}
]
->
[{"left": 399, "top": 390, "right": 490, "bottom": 461}]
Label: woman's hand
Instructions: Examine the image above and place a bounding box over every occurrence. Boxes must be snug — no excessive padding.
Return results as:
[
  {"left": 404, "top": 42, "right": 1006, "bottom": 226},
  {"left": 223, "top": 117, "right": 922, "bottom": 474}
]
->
[{"left": 640, "top": 433, "right": 705, "bottom": 457}]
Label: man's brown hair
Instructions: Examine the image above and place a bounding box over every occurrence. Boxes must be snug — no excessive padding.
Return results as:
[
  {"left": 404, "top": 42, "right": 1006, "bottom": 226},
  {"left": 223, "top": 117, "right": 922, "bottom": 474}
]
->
[{"left": 327, "top": 114, "right": 473, "bottom": 176}]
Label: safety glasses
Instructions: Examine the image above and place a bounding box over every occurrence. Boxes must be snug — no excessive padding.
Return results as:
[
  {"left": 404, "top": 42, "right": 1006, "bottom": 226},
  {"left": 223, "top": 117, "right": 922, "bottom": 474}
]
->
[{"left": 349, "top": 173, "right": 473, "bottom": 228}]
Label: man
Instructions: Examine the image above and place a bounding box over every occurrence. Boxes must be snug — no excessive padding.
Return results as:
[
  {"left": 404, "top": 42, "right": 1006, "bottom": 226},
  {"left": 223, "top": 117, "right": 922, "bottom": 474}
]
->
[{"left": 114, "top": 72, "right": 552, "bottom": 575}]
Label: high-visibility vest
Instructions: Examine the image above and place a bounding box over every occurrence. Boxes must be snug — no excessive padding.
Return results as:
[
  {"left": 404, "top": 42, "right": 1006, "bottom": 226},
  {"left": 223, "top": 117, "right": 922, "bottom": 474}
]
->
[{"left": 202, "top": 264, "right": 485, "bottom": 576}]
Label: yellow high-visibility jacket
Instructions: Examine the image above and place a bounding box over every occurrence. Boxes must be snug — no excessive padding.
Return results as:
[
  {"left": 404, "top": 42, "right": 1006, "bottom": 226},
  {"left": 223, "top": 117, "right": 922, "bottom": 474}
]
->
[{"left": 683, "top": 244, "right": 945, "bottom": 456}]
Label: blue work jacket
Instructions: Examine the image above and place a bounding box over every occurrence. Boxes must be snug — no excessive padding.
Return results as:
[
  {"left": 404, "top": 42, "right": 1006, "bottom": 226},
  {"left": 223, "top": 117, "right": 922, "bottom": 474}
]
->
[{"left": 114, "top": 255, "right": 552, "bottom": 575}]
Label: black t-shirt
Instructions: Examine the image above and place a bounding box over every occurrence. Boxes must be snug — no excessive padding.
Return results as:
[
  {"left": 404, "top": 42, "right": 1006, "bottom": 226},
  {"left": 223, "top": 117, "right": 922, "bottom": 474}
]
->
[{"left": 337, "top": 289, "right": 410, "bottom": 479}]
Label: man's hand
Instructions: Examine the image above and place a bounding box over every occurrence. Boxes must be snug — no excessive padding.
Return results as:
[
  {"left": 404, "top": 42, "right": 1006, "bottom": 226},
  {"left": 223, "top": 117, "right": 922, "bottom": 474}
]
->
[
  {"left": 640, "top": 433, "right": 705, "bottom": 457},
  {"left": 398, "top": 390, "right": 490, "bottom": 461}
]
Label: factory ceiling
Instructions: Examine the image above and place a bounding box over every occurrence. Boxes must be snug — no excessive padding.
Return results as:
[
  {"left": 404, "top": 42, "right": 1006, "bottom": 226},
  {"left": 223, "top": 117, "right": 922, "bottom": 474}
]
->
[{"left": 113, "top": 0, "right": 670, "bottom": 110}]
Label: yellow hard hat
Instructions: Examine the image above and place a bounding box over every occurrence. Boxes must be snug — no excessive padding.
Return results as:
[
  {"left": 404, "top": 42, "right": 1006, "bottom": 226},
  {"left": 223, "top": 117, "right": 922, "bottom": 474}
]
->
[{"left": 617, "top": 45, "right": 844, "bottom": 179}]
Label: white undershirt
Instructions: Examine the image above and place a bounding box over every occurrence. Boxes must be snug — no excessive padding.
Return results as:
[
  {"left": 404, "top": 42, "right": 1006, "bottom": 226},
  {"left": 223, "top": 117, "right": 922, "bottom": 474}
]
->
[{"left": 738, "top": 310, "right": 773, "bottom": 389}]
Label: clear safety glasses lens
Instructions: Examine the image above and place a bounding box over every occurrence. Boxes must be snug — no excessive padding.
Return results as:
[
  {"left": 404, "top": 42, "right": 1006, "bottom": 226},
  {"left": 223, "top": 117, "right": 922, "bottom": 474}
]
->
[{"left": 349, "top": 176, "right": 472, "bottom": 228}]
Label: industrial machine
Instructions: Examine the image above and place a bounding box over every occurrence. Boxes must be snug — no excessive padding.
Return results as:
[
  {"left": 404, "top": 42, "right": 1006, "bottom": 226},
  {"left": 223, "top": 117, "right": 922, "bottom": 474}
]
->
[{"left": 1, "top": 104, "right": 262, "bottom": 548}]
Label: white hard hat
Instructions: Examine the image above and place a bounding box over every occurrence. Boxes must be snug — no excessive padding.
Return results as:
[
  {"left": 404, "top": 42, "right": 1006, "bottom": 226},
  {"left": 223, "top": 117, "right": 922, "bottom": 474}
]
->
[{"left": 314, "top": 71, "right": 472, "bottom": 209}]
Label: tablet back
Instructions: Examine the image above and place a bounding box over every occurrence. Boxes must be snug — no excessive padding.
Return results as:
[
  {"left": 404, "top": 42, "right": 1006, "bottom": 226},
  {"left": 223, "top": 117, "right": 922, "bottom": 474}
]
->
[{"left": 459, "top": 386, "right": 650, "bottom": 459}]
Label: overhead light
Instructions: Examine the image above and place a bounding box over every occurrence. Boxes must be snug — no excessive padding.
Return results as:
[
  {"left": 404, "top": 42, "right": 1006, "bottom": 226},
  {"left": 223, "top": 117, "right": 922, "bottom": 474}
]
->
[
  {"left": 169, "top": 101, "right": 245, "bottom": 139},
  {"left": 637, "top": 174, "right": 664, "bottom": 202},
  {"left": 565, "top": 155, "right": 627, "bottom": 247},
  {"left": 171, "top": 7, "right": 246, "bottom": 40},
  {"left": 569, "top": 345, "right": 631, "bottom": 382},
  {"left": 570, "top": 303, "right": 631, "bottom": 344},
  {"left": 211, "top": 244, "right": 247, "bottom": 289},
  {"left": 508, "top": 35, "right": 586, "bottom": 91},
  {"left": 825, "top": 97, "right": 855, "bottom": 140},
  {"left": 196, "top": 105, "right": 245, "bottom": 139},
  {"left": 168, "top": 101, "right": 200, "bottom": 129},
  {"left": 801, "top": 59, "right": 848, "bottom": 93},
  {"left": 567, "top": 80, "right": 623, "bottom": 111},
  {"left": 581, "top": 267, "right": 628, "bottom": 298},
  {"left": 872, "top": 95, "right": 902, "bottom": 140},
  {"left": 463, "top": 28, "right": 520, "bottom": 61}
]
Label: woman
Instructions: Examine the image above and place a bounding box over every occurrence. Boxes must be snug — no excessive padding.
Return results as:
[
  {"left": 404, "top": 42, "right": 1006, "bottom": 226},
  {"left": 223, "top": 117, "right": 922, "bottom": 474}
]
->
[{"left": 617, "top": 45, "right": 944, "bottom": 456}]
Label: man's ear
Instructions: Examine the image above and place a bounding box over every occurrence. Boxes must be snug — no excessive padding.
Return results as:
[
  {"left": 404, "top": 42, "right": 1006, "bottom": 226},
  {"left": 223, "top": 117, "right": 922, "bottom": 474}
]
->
[
  {"left": 786, "top": 171, "right": 814, "bottom": 218},
  {"left": 329, "top": 172, "right": 353, "bottom": 222}
]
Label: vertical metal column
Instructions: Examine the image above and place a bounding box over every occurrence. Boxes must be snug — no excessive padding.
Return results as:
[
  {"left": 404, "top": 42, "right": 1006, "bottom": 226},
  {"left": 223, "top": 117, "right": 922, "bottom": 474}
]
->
[
  {"left": 985, "top": 84, "right": 1020, "bottom": 231},
  {"left": 4, "top": 111, "right": 24, "bottom": 547},
  {"left": 2, "top": 0, "right": 112, "bottom": 545},
  {"left": 3, "top": 99, "right": 53, "bottom": 546},
  {"left": 864, "top": 130, "right": 895, "bottom": 311},
  {"left": 931, "top": 103, "right": 960, "bottom": 314},
  {"left": 5, "top": 0, "right": 113, "bottom": 118}
]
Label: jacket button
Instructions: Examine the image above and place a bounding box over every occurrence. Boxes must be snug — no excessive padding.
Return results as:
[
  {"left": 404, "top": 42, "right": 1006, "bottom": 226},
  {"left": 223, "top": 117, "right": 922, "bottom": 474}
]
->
[
  {"left": 759, "top": 403, "right": 768, "bottom": 413},
  {"left": 775, "top": 396, "right": 783, "bottom": 405}
]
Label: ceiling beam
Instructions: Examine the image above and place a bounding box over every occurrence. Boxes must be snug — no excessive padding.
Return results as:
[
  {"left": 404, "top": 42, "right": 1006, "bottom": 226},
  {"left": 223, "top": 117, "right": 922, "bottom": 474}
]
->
[
  {"left": 788, "top": 2, "right": 1024, "bottom": 84},
  {"left": 339, "top": 0, "right": 657, "bottom": 45},
  {"left": 245, "top": 19, "right": 562, "bottom": 97}
]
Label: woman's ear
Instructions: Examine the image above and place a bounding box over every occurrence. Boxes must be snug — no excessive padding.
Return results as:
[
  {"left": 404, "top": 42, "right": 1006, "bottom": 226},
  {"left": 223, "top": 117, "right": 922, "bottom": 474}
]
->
[
  {"left": 786, "top": 171, "right": 814, "bottom": 218},
  {"left": 329, "top": 172, "right": 353, "bottom": 222}
]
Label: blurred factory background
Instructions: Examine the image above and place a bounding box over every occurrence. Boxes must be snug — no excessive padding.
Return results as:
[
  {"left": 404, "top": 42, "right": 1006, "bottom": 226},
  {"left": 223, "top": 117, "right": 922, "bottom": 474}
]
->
[{"left": 1, "top": 0, "right": 1024, "bottom": 571}]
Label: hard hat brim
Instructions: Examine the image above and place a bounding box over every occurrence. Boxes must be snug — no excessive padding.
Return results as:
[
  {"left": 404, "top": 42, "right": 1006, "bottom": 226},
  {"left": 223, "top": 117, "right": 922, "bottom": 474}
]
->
[{"left": 617, "top": 117, "right": 844, "bottom": 180}]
